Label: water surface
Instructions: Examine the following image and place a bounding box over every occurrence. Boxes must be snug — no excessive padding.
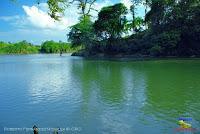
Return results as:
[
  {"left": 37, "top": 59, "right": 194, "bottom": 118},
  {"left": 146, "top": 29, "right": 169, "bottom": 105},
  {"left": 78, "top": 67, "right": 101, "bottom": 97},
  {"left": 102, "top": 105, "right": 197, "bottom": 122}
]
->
[{"left": 0, "top": 54, "right": 200, "bottom": 133}]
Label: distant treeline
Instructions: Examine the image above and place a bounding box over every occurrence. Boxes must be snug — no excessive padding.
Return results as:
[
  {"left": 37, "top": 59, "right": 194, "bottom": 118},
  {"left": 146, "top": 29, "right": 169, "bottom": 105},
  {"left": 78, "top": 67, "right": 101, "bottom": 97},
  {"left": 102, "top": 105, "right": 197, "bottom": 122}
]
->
[
  {"left": 0, "top": 40, "right": 79, "bottom": 54},
  {"left": 40, "top": 40, "right": 79, "bottom": 53},
  {"left": 0, "top": 41, "right": 39, "bottom": 54}
]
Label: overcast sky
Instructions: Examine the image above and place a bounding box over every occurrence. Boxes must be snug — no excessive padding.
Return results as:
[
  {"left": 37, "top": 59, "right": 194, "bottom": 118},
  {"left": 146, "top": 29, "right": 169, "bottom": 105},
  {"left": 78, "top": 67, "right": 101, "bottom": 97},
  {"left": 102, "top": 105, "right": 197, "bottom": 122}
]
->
[{"left": 0, "top": 0, "right": 145, "bottom": 45}]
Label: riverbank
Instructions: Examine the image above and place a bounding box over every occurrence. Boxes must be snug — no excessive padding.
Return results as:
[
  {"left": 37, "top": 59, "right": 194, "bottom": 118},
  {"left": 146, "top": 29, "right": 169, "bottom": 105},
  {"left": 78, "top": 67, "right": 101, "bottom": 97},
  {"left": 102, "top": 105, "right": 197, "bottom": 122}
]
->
[
  {"left": 71, "top": 49, "right": 199, "bottom": 60},
  {"left": 1, "top": 48, "right": 199, "bottom": 62}
]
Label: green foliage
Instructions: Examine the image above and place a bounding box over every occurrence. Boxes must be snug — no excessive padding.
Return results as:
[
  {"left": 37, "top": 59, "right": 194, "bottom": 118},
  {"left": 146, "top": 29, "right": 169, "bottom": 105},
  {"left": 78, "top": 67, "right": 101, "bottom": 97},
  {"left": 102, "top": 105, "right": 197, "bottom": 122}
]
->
[
  {"left": 0, "top": 41, "right": 9, "bottom": 49},
  {"left": 144, "top": 0, "right": 200, "bottom": 56},
  {"left": 0, "top": 40, "right": 77, "bottom": 54},
  {"left": 145, "top": 0, "right": 166, "bottom": 28},
  {"left": 41, "top": 41, "right": 60, "bottom": 53},
  {"left": 68, "top": 16, "right": 95, "bottom": 48},
  {"left": 46, "top": 0, "right": 97, "bottom": 20},
  {"left": 41, "top": 40, "right": 76, "bottom": 53},
  {"left": 47, "top": 0, "right": 66, "bottom": 20},
  {"left": 94, "top": 3, "right": 128, "bottom": 40},
  {"left": 132, "top": 17, "right": 143, "bottom": 31},
  {"left": 125, "top": 17, "right": 144, "bottom": 33},
  {"left": 129, "top": 0, "right": 144, "bottom": 33},
  {"left": 148, "top": 30, "right": 181, "bottom": 56},
  {"left": 150, "top": 45, "right": 162, "bottom": 56},
  {"left": 0, "top": 41, "right": 39, "bottom": 54}
]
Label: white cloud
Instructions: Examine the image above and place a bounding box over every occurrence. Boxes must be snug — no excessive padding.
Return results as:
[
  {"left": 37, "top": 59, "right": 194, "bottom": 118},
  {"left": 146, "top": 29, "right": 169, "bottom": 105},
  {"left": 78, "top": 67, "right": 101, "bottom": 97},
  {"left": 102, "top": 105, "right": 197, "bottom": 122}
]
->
[
  {"left": 22, "top": 4, "right": 77, "bottom": 30},
  {"left": 0, "top": 3, "right": 80, "bottom": 44},
  {"left": 23, "top": 5, "right": 55, "bottom": 29}
]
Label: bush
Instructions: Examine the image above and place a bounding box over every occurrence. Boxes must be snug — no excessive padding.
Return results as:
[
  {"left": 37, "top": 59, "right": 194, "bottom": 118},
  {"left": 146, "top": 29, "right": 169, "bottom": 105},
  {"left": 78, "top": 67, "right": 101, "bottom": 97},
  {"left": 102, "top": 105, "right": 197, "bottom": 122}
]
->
[{"left": 148, "top": 30, "right": 181, "bottom": 56}]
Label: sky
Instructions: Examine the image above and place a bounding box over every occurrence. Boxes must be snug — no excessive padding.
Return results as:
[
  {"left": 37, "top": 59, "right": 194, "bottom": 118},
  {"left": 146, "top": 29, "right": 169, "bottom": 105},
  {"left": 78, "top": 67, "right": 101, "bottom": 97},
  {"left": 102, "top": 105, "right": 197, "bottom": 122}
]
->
[{"left": 0, "top": 0, "right": 145, "bottom": 45}]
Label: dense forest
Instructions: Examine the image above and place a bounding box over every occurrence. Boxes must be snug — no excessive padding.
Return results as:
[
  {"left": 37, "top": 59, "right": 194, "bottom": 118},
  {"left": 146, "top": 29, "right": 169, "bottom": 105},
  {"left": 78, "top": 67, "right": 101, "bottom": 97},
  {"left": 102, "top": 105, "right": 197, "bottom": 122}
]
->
[
  {"left": 0, "top": 40, "right": 77, "bottom": 54},
  {"left": 46, "top": 0, "right": 200, "bottom": 57}
]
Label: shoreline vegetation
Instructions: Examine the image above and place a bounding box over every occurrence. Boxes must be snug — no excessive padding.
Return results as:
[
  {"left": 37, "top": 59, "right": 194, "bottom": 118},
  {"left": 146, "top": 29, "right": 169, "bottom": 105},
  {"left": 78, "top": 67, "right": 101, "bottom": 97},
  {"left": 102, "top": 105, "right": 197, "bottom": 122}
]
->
[
  {"left": 72, "top": 50, "right": 200, "bottom": 62},
  {"left": 0, "top": 39, "right": 199, "bottom": 62},
  {"left": 0, "top": 40, "right": 80, "bottom": 55}
]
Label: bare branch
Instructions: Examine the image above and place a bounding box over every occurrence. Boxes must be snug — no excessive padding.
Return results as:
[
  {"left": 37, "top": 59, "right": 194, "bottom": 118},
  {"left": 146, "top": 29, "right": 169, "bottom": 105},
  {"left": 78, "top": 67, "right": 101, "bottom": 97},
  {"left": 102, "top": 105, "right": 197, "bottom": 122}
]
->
[{"left": 86, "top": 0, "right": 96, "bottom": 15}]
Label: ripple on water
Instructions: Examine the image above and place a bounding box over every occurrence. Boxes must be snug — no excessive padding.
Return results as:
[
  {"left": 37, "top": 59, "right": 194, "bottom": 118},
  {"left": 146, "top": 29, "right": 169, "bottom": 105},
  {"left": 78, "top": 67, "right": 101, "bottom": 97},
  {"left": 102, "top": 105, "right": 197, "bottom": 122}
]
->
[{"left": 0, "top": 55, "right": 200, "bottom": 133}]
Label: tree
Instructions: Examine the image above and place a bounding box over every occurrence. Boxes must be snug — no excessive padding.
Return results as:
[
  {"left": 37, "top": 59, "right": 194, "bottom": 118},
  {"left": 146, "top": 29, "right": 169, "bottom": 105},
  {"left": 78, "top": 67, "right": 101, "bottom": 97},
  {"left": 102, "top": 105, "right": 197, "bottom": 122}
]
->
[
  {"left": 144, "top": 0, "right": 179, "bottom": 30},
  {"left": 143, "top": 0, "right": 200, "bottom": 56},
  {"left": 94, "top": 3, "right": 128, "bottom": 40},
  {"left": 68, "top": 15, "right": 95, "bottom": 48},
  {"left": 41, "top": 41, "right": 60, "bottom": 53},
  {"left": 130, "top": 0, "right": 142, "bottom": 20},
  {"left": 41, "top": 40, "right": 73, "bottom": 53},
  {"left": 145, "top": 0, "right": 166, "bottom": 30},
  {"left": 129, "top": 0, "right": 144, "bottom": 33},
  {"left": 130, "top": 0, "right": 150, "bottom": 29}
]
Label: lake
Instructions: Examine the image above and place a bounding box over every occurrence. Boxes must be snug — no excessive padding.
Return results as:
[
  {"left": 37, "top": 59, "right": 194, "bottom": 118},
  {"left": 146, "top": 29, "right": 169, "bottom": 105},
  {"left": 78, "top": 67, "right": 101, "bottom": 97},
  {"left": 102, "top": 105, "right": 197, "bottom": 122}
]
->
[{"left": 0, "top": 54, "right": 200, "bottom": 134}]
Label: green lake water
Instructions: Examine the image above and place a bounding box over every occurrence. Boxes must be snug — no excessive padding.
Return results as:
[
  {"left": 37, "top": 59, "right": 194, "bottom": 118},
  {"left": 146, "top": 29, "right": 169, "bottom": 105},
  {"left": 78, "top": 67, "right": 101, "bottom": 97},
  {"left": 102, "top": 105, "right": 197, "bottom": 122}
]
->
[{"left": 0, "top": 54, "right": 200, "bottom": 133}]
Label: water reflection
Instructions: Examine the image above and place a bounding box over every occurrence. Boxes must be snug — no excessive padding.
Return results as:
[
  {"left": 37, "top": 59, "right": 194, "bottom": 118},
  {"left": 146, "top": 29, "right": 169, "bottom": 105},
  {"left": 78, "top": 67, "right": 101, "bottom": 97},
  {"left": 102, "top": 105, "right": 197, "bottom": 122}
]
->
[
  {"left": 72, "top": 61, "right": 132, "bottom": 106},
  {"left": 71, "top": 60, "right": 149, "bottom": 133},
  {"left": 71, "top": 60, "right": 200, "bottom": 132},
  {"left": 1, "top": 55, "right": 200, "bottom": 133},
  {"left": 143, "top": 61, "right": 200, "bottom": 128}
]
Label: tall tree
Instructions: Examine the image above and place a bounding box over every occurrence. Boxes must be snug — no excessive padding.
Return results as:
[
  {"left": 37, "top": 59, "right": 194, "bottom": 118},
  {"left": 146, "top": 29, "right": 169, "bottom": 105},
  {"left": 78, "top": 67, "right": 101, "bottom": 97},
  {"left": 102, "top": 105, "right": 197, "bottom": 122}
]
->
[
  {"left": 129, "top": 0, "right": 144, "bottom": 33},
  {"left": 68, "top": 15, "right": 95, "bottom": 48},
  {"left": 130, "top": 0, "right": 149, "bottom": 29},
  {"left": 94, "top": 3, "right": 128, "bottom": 40}
]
